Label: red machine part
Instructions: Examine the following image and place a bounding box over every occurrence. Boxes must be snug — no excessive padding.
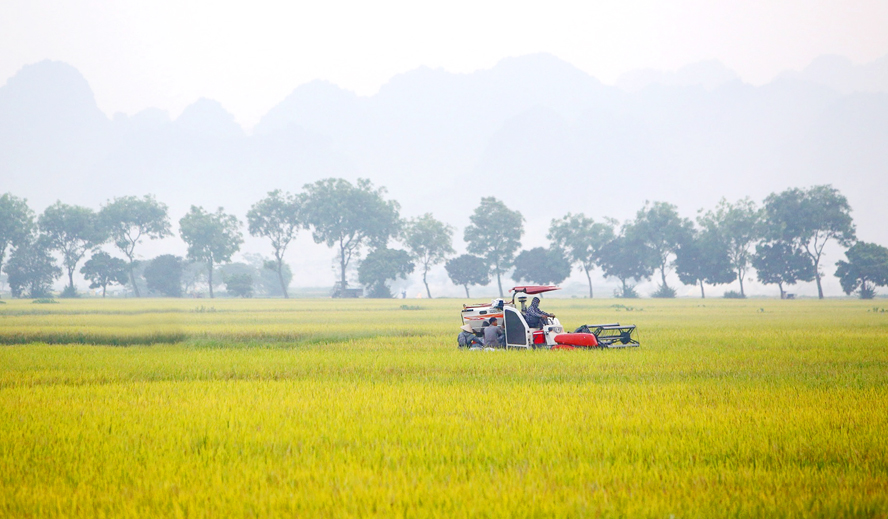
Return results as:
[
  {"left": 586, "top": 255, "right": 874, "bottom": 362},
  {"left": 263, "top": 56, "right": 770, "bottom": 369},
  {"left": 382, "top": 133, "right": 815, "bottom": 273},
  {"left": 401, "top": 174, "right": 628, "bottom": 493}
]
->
[
  {"left": 510, "top": 285, "right": 560, "bottom": 295},
  {"left": 553, "top": 333, "right": 599, "bottom": 348}
]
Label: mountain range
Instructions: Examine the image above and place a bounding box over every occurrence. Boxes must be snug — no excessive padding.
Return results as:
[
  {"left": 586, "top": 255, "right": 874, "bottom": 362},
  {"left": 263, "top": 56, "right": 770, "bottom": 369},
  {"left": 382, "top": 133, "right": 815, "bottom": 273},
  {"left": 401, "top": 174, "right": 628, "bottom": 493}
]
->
[{"left": 2, "top": 54, "right": 887, "bottom": 294}]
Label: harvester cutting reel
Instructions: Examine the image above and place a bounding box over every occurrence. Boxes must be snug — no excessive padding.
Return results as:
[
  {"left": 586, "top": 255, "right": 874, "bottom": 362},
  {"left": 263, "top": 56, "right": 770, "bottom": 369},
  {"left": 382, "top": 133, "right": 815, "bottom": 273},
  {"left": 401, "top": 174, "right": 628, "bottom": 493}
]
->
[{"left": 574, "top": 323, "right": 640, "bottom": 348}]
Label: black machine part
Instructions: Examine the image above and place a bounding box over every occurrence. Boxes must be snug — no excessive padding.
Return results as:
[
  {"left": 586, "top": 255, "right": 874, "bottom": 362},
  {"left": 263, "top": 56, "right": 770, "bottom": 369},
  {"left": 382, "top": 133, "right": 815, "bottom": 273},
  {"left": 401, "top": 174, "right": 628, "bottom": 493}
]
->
[{"left": 574, "top": 323, "right": 640, "bottom": 348}]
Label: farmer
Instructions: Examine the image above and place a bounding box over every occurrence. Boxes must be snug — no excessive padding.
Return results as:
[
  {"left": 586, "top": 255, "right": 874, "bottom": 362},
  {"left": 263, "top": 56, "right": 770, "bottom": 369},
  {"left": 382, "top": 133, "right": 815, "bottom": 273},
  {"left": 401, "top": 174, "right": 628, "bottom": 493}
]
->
[
  {"left": 458, "top": 323, "right": 483, "bottom": 349},
  {"left": 525, "top": 297, "right": 555, "bottom": 328},
  {"left": 483, "top": 317, "right": 504, "bottom": 348}
]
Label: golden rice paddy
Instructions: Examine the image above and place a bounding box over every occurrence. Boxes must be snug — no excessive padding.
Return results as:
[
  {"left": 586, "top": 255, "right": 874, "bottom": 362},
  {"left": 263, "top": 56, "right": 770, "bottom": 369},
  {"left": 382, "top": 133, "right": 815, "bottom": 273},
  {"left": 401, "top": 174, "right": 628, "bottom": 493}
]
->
[{"left": 1, "top": 297, "right": 886, "bottom": 517}]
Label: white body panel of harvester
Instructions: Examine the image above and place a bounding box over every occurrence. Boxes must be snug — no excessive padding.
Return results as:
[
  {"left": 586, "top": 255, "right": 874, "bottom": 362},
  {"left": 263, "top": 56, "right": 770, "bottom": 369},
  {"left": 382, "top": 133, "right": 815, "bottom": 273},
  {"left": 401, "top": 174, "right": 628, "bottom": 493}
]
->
[{"left": 460, "top": 295, "right": 565, "bottom": 349}]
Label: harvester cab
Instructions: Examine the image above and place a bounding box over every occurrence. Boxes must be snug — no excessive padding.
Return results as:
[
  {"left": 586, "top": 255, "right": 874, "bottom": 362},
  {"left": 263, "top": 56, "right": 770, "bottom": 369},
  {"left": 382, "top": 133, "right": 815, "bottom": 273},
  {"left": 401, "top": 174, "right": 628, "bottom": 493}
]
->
[{"left": 460, "top": 285, "right": 640, "bottom": 350}]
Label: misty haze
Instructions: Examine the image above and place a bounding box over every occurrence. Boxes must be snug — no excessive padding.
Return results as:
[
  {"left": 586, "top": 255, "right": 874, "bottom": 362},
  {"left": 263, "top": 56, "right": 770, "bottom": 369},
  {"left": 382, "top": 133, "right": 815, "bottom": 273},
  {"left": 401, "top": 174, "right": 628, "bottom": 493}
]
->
[
  {"left": 4, "top": 2, "right": 888, "bottom": 517},
  {"left": 2, "top": 53, "right": 887, "bottom": 298}
]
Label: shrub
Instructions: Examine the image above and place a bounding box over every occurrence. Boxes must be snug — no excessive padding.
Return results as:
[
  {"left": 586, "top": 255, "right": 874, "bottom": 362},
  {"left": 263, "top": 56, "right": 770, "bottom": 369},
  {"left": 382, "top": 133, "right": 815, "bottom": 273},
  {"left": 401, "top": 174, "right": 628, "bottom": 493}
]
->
[
  {"left": 651, "top": 285, "right": 677, "bottom": 298},
  {"left": 614, "top": 286, "right": 639, "bottom": 298},
  {"left": 60, "top": 285, "right": 80, "bottom": 298},
  {"left": 144, "top": 255, "right": 184, "bottom": 297},
  {"left": 724, "top": 290, "right": 746, "bottom": 299},
  {"left": 860, "top": 285, "right": 876, "bottom": 300},
  {"left": 225, "top": 273, "right": 254, "bottom": 298}
]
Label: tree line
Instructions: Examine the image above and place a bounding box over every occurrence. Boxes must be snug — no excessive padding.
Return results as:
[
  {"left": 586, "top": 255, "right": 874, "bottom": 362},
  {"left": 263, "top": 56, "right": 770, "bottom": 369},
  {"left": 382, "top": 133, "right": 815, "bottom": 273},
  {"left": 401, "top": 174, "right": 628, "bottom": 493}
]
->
[{"left": 1, "top": 181, "right": 886, "bottom": 299}]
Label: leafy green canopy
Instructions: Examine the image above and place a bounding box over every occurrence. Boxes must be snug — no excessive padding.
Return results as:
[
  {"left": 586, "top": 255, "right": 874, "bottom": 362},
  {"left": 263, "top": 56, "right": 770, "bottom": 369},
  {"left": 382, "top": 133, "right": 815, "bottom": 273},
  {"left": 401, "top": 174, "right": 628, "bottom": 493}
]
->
[
  {"left": 143, "top": 255, "right": 184, "bottom": 297},
  {"left": 445, "top": 254, "right": 490, "bottom": 298},
  {"left": 101, "top": 195, "right": 172, "bottom": 297},
  {"left": 225, "top": 273, "right": 254, "bottom": 298},
  {"left": 464, "top": 197, "right": 523, "bottom": 297},
  {"left": 39, "top": 201, "right": 107, "bottom": 295},
  {"left": 179, "top": 206, "right": 243, "bottom": 298},
  {"left": 358, "top": 248, "right": 414, "bottom": 298},
  {"left": 751, "top": 243, "right": 815, "bottom": 299},
  {"left": 763, "top": 185, "right": 855, "bottom": 299},
  {"left": 512, "top": 247, "right": 572, "bottom": 286},
  {"left": 303, "top": 178, "right": 401, "bottom": 288},
  {"left": 402, "top": 214, "right": 454, "bottom": 299},
  {"left": 629, "top": 201, "right": 694, "bottom": 293},
  {"left": 675, "top": 228, "right": 736, "bottom": 298},
  {"left": 548, "top": 213, "right": 615, "bottom": 298},
  {"left": 835, "top": 242, "right": 888, "bottom": 299},
  {"left": 247, "top": 190, "right": 304, "bottom": 298},
  {"left": 80, "top": 251, "right": 129, "bottom": 297},
  {"left": 697, "top": 197, "right": 761, "bottom": 297},
  {"left": 3, "top": 236, "right": 60, "bottom": 298},
  {"left": 597, "top": 229, "right": 656, "bottom": 298},
  {"left": 0, "top": 193, "right": 35, "bottom": 284}
]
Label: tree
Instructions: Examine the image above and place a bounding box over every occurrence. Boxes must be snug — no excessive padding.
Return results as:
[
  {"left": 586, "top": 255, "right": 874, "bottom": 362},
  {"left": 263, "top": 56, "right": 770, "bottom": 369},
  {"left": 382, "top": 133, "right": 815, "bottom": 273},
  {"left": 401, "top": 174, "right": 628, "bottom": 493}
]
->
[
  {"left": 445, "top": 254, "right": 490, "bottom": 298},
  {"left": 675, "top": 228, "right": 736, "bottom": 298},
  {"left": 512, "top": 247, "right": 572, "bottom": 285},
  {"left": 303, "top": 178, "right": 401, "bottom": 291},
  {"left": 39, "top": 201, "right": 107, "bottom": 297},
  {"left": 182, "top": 260, "right": 208, "bottom": 296},
  {"left": 358, "top": 248, "right": 414, "bottom": 298},
  {"left": 3, "top": 235, "right": 60, "bottom": 298},
  {"left": 597, "top": 229, "right": 656, "bottom": 298},
  {"left": 464, "top": 197, "right": 524, "bottom": 297},
  {"left": 179, "top": 206, "right": 243, "bottom": 298},
  {"left": 762, "top": 185, "right": 855, "bottom": 299},
  {"left": 0, "top": 193, "right": 35, "bottom": 295},
  {"left": 80, "top": 251, "right": 129, "bottom": 297},
  {"left": 225, "top": 273, "right": 254, "bottom": 298},
  {"left": 143, "top": 254, "right": 184, "bottom": 297},
  {"left": 402, "top": 214, "right": 454, "bottom": 299},
  {"left": 629, "top": 201, "right": 694, "bottom": 295},
  {"left": 697, "top": 198, "right": 761, "bottom": 297},
  {"left": 751, "top": 243, "right": 815, "bottom": 299},
  {"left": 229, "top": 254, "right": 294, "bottom": 297},
  {"left": 835, "top": 242, "right": 888, "bottom": 299},
  {"left": 261, "top": 260, "right": 293, "bottom": 297},
  {"left": 246, "top": 190, "right": 303, "bottom": 298},
  {"left": 547, "top": 213, "right": 615, "bottom": 298},
  {"left": 101, "top": 195, "right": 172, "bottom": 297}
]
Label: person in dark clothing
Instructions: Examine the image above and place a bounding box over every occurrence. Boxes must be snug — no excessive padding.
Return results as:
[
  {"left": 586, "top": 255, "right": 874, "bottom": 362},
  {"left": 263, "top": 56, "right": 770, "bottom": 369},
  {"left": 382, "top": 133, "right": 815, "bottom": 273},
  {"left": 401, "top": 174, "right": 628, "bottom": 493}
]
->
[
  {"left": 525, "top": 297, "right": 555, "bottom": 328},
  {"left": 482, "top": 318, "right": 504, "bottom": 348},
  {"left": 458, "top": 323, "right": 483, "bottom": 349}
]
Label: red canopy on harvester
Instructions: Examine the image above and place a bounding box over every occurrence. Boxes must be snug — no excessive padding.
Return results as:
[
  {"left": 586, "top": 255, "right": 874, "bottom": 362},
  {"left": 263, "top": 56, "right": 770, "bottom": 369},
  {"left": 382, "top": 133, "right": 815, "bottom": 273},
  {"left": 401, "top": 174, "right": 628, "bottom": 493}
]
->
[{"left": 510, "top": 285, "right": 561, "bottom": 295}]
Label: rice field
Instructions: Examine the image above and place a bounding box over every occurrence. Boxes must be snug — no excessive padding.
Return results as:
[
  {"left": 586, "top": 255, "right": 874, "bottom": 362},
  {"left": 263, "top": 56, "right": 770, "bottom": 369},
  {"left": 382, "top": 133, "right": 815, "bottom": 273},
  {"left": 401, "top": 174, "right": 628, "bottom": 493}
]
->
[{"left": 1, "top": 297, "right": 887, "bottom": 517}]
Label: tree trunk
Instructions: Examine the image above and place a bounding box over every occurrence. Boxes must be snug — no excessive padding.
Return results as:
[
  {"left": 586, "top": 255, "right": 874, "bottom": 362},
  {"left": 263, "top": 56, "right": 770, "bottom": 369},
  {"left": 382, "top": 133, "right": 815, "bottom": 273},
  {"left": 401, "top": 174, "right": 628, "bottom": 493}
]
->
[
  {"left": 339, "top": 244, "right": 348, "bottom": 288},
  {"left": 660, "top": 265, "right": 669, "bottom": 289},
  {"left": 621, "top": 278, "right": 628, "bottom": 297},
  {"left": 128, "top": 260, "right": 140, "bottom": 297},
  {"left": 423, "top": 268, "right": 432, "bottom": 299},
  {"left": 67, "top": 268, "right": 75, "bottom": 291},
  {"left": 277, "top": 259, "right": 289, "bottom": 299},
  {"left": 584, "top": 266, "right": 593, "bottom": 298},
  {"left": 494, "top": 260, "right": 503, "bottom": 297},
  {"left": 738, "top": 271, "right": 745, "bottom": 297},
  {"left": 464, "top": 285, "right": 470, "bottom": 298},
  {"left": 700, "top": 280, "right": 705, "bottom": 298},
  {"left": 813, "top": 257, "right": 824, "bottom": 299},
  {"left": 778, "top": 282, "right": 785, "bottom": 300},
  {"left": 102, "top": 284, "right": 106, "bottom": 297},
  {"left": 207, "top": 259, "right": 215, "bottom": 298}
]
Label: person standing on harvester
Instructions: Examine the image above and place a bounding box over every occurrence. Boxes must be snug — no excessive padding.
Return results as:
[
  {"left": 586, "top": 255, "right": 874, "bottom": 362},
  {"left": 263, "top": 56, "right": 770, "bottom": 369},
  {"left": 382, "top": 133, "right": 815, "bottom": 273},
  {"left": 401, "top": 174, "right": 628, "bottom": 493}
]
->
[{"left": 525, "top": 297, "right": 555, "bottom": 328}]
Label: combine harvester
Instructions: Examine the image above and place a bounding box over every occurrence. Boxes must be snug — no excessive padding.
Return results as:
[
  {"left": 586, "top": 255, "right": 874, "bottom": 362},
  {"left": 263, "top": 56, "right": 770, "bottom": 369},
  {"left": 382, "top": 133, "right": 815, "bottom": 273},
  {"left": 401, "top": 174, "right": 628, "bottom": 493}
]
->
[{"left": 460, "top": 285, "right": 639, "bottom": 350}]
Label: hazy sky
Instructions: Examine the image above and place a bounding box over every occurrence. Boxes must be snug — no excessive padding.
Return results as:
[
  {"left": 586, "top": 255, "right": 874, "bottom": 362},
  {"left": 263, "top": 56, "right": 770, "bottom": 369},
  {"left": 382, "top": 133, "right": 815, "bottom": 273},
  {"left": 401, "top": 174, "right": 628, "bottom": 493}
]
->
[{"left": 3, "top": 0, "right": 888, "bottom": 128}]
